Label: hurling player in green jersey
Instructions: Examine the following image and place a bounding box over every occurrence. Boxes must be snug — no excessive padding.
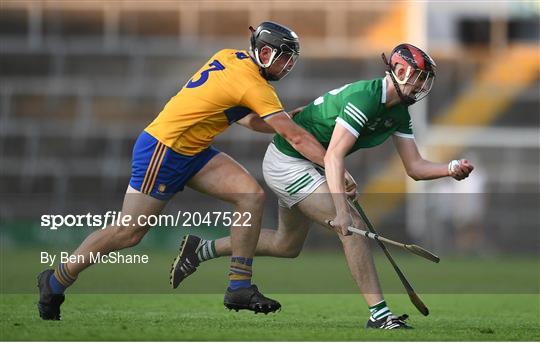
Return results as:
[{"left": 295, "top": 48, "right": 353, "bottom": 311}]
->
[{"left": 173, "top": 44, "right": 474, "bottom": 329}]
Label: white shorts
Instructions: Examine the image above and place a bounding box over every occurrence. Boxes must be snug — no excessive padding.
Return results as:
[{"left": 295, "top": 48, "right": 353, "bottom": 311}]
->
[{"left": 262, "top": 143, "right": 326, "bottom": 208}]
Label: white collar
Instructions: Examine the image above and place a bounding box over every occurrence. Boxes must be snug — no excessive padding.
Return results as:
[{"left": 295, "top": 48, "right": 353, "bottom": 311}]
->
[{"left": 381, "top": 77, "right": 387, "bottom": 104}]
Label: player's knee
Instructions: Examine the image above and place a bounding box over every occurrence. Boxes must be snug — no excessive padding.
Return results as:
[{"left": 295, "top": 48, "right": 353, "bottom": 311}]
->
[
  {"left": 252, "top": 187, "right": 266, "bottom": 206},
  {"left": 110, "top": 226, "right": 147, "bottom": 248},
  {"left": 281, "top": 246, "right": 302, "bottom": 258},
  {"left": 235, "top": 184, "right": 265, "bottom": 208},
  {"left": 276, "top": 240, "right": 302, "bottom": 258},
  {"left": 125, "top": 230, "right": 146, "bottom": 248}
]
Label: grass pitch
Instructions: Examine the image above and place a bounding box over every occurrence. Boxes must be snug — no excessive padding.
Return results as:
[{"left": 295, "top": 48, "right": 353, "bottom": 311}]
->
[
  {"left": 1, "top": 250, "right": 539, "bottom": 340},
  {"left": 1, "top": 293, "right": 539, "bottom": 341}
]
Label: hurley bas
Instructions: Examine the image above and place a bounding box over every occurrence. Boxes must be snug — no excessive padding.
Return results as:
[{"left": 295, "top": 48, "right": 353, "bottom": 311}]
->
[{"left": 41, "top": 251, "right": 150, "bottom": 266}]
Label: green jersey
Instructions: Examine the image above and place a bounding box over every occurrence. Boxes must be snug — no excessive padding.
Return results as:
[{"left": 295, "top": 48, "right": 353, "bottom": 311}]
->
[{"left": 273, "top": 78, "right": 414, "bottom": 159}]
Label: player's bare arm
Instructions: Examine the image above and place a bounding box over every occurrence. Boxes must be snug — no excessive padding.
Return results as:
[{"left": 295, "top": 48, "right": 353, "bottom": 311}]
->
[
  {"left": 264, "top": 112, "right": 327, "bottom": 166},
  {"left": 236, "top": 112, "right": 275, "bottom": 133},
  {"left": 236, "top": 107, "right": 314, "bottom": 134},
  {"left": 324, "top": 123, "right": 358, "bottom": 236},
  {"left": 392, "top": 135, "right": 474, "bottom": 181}
]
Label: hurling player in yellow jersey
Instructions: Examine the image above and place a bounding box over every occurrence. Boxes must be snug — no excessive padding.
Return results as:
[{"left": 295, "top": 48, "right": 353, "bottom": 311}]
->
[{"left": 37, "top": 22, "right": 334, "bottom": 320}]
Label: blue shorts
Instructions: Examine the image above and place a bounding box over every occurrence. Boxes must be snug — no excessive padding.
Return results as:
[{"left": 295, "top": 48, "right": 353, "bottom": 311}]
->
[{"left": 129, "top": 131, "right": 220, "bottom": 200}]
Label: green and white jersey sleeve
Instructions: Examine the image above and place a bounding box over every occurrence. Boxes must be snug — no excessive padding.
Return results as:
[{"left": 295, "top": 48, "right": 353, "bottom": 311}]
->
[
  {"left": 393, "top": 111, "right": 415, "bottom": 139},
  {"left": 336, "top": 92, "right": 379, "bottom": 138}
]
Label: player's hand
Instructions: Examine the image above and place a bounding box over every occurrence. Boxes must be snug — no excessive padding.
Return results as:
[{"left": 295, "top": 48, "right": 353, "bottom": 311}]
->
[
  {"left": 344, "top": 170, "right": 357, "bottom": 200},
  {"left": 327, "top": 213, "right": 353, "bottom": 236},
  {"left": 448, "top": 159, "right": 474, "bottom": 181}
]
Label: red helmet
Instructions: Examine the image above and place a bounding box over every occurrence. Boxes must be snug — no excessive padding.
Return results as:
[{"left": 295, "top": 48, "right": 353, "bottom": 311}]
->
[{"left": 383, "top": 43, "right": 437, "bottom": 105}]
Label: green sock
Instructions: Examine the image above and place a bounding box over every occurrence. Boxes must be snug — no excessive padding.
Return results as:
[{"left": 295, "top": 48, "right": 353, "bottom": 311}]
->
[
  {"left": 196, "top": 240, "right": 217, "bottom": 262},
  {"left": 369, "top": 300, "right": 392, "bottom": 320}
]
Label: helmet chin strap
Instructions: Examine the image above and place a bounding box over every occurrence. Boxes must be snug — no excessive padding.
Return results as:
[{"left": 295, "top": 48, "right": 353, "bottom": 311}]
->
[
  {"left": 254, "top": 47, "right": 277, "bottom": 68},
  {"left": 252, "top": 46, "right": 281, "bottom": 81},
  {"left": 381, "top": 53, "right": 416, "bottom": 106}
]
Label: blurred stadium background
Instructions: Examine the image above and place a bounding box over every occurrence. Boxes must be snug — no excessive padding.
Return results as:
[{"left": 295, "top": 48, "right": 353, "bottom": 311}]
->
[{"left": 0, "top": 0, "right": 539, "bottom": 293}]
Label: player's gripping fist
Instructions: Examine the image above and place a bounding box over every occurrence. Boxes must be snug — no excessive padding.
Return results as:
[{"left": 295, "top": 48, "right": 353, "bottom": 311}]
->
[
  {"left": 448, "top": 159, "right": 474, "bottom": 181},
  {"left": 327, "top": 213, "right": 353, "bottom": 236}
]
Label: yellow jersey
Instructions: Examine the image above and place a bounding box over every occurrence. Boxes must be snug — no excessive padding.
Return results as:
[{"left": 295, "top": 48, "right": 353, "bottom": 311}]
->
[{"left": 145, "top": 49, "right": 284, "bottom": 155}]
